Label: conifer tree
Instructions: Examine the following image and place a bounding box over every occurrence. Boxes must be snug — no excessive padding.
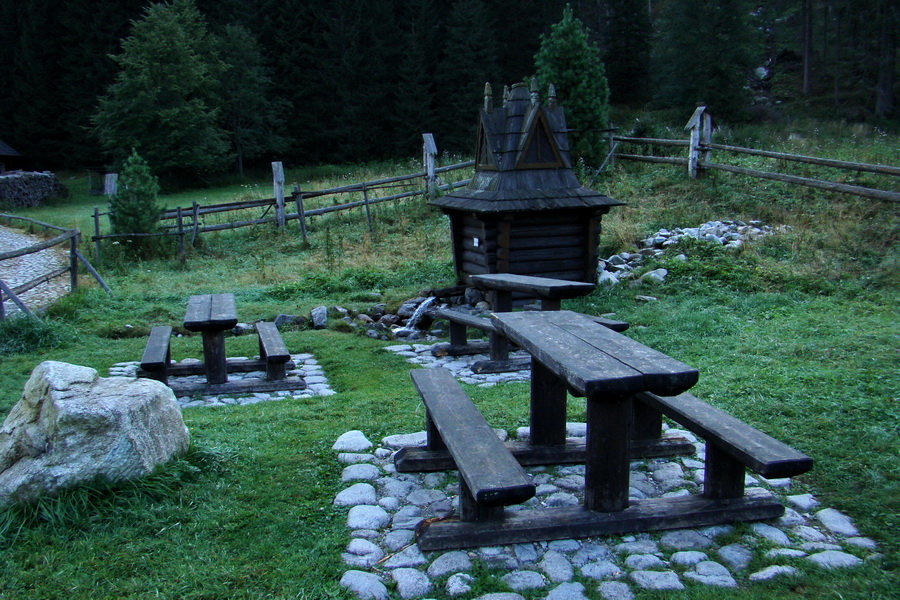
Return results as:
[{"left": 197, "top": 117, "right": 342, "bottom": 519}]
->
[
  {"left": 534, "top": 4, "right": 611, "bottom": 164},
  {"left": 94, "top": 0, "right": 229, "bottom": 183},
  {"left": 602, "top": 0, "right": 651, "bottom": 105},
  {"left": 108, "top": 149, "right": 163, "bottom": 247}
]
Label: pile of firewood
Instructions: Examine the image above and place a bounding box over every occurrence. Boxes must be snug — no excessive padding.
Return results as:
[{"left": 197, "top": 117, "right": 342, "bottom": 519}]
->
[{"left": 0, "top": 171, "right": 69, "bottom": 208}]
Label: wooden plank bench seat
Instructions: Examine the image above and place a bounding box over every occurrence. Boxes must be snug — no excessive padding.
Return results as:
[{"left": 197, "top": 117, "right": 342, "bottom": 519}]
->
[
  {"left": 636, "top": 392, "right": 813, "bottom": 498},
  {"left": 394, "top": 368, "right": 535, "bottom": 522},
  {"left": 140, "top": 326, "right": 173, "bottom": 384},
  {"left": 256, "top": 321, "right": 291, "bottom": 380}
]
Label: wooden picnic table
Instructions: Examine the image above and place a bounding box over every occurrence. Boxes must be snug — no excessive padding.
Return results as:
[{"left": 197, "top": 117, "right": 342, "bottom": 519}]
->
[
  {"left": 405, "top": 310, "right": 809, "bottom": 550},
  {"left": 183, "top": 293, "right": 238, "bottom": 384}
]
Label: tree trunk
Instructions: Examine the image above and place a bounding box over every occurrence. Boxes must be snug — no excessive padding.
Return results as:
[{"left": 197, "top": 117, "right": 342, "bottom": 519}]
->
[
  {"left": 875, "top": 1, "right": 896, "bottom": 117},
  {"left": 803, "top": 0, "right": 813, "bottom": 96}
]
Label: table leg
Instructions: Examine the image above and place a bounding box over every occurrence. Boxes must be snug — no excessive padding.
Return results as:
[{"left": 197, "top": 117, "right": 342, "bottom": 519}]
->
[
  {"left": 201, "top": 330, "right": 228, "bottom": 384},
  {"left": 530, "top": 360, "right": 567, "bottom": 445},
  {"left": 489, "top": 290, "right": 513, "bottom": 362},
  {"left": 584, "top": 394, "right": 633, "bottom": 512}
]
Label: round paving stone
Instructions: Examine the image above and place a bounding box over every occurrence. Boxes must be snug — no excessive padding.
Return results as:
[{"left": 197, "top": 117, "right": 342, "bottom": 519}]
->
[
  {"left": 581, "top": 560, "right": 623, "bottom": 581},
  {"left": 340, "top": 570, "right": 389, "bottom": 600},
  {"left": 391, "top": 568, "right": 431, "bottom": 599},
  {"left": 630, "top": 570, "right": 684, "bottom": 591},
  {"left": 427, "top": 551, "right": 472, "bottom": 578},
  {"left": 545, "top": 582, "right": 589, "bottom": 600},
  {"left": 806, "top": 550, "right": 863, "bottom": 569},
  {"left": 750, "top": 565, "right": 801, "bottom": 581},
  {"left": 598, "top": 580, "right": 635, "bottom": 600},
  {"left": 347, "top": 505, "right": 390, "bottom": 530},
  {"left": 683, "top": 561, "right": 737, "bottom": 587},
  {"left": 539, "top": 550, "right": 575, "bottom": 582},
  {"left": 334, "top": 483, "right": 377, "bottom": 506},
  {"left": 447, "top": 573, "right": 474, "bottom": 596},
  {"left": 501, "top": 570, "right": 546, "bottom": 591}
]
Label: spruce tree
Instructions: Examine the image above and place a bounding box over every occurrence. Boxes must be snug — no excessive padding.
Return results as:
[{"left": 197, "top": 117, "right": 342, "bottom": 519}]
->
[
  {"left": 94, "top": 0, "right": 229, "bottom": 183},
  {"left": 108, "top": 149, "right": 162, "bottom": 245},
  {"left": 216, "top": 24, "right": 289, "bottom": 176},
  {"left": 534, "top": 4, "right": 611, "bottom": 164},
  {"left": 602, "top": 0, "right": 651, "bottom": 105}
]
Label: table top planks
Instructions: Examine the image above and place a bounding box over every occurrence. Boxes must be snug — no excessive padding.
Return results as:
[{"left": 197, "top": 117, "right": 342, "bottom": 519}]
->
[
  {"left": 470, "top": 273, "right": 595, "bottom": 299},
  {"left": 492, "top": 310, "right": 698, "bottom": 398},
  {"left": 184, "top": 293, "right": 238, "bottom": 331}
]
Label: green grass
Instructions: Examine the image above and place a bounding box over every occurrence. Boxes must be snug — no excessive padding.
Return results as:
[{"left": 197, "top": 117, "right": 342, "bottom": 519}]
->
[{"left": 0, "top": 121, "right": 897, "bottom": 599}]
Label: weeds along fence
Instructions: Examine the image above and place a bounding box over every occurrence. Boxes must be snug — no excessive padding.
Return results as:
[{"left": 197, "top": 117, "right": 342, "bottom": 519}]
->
[
  {"left": 608, "top": 106, "right": 900, "bottom": 203},
  {"left": 0, "top": 214, "right": 110, "bottom": 321},
  {"left": 92, "top": 135, "right": 475, "bottom": 262}
]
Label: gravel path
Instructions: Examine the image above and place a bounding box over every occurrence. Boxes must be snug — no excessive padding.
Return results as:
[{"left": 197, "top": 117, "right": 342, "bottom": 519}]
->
[{"left": 0, "top": 224, "right": 70, "bottom": 316}]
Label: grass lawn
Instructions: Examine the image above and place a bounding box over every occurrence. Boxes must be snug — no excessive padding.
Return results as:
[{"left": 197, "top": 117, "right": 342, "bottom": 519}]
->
[{"left": 0, "top": 119, "right": 897, "bottom": 599}]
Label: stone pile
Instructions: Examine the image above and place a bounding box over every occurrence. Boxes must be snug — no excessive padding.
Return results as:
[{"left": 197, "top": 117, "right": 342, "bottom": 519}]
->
[{"left": 335, "top": 344, "right": 881, "bottom": 600}]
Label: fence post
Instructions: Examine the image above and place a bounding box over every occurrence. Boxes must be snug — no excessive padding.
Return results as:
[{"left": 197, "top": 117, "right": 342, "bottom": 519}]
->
[
  {"left": 191, "top": 201, "right": 200, "bottom": 245},
  {"left": 685, "top": 106, "right": 716, "bottom": 178},
  {"left": 273, "top": 161, "right": 285, "bottom": 229},
  {"left": 69, "top": 235, "right": 79, "bottom": 292},
  {"left": 362, "top": 184, "right": 374, "bottom": 234},
  {"left": 104, "top": 173, "right": 118, "bottom": 196},
  {"left": 93, "top": 206, "right": 101, "bottom": 262},
  {"left": 177, "top": 206, "right": 185, "bottom": 263},
  {"left": 422, "top": 133, "right": 437, "bottom": 197},
  {"left": 293, "top": 185, "right": 308, "bottom": 243}
]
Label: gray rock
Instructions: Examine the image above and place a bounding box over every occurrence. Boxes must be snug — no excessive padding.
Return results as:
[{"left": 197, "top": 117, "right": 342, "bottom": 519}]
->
[
  {"left": 630, "top": 570, "right": 684, "bottom": 591},
  {"left": 659, "top": 529, "right": 712, "bottom": 550},
  {"left": 472, "top": 594, "right": 525, "bottom": 600},
  {"left": 342, "top": 539, "right": 384, "bottom": 567},
  {"left": 346, "top": 505, "right": 390, "bottom": 530},
  {"left": 0, "top": 362, "right": 189, "bottom": 508},
  {"left": 539, "top": 550, "right": 574, "bottom": 582},
  {"left": 514, "top": 543, "right": 540, "bottom": 563},
  {"left": 502, "top": 570, "right": 546, "bottom": 591},
  {"left": 391, "top": 568, "right": 431, "bottom": 599},
  {"left": 383, "top": 529, "right": 415, "bottom": 551},
  {"left": 555, "top": 476, "right": 585, "bottom": 492},
  {"left": 598, "top": 581, "right": 634, "bottom": 600},
  {"left": 765, "top": 548, "right": 807, "bottom": 559},
  {"left": 793, "top": 525, "right": 827, "bottom": 542},
  {"left": 750, "top": 565, "right": 800, "bottom": 582},
  {"left": 428, "top": 551, "right": 472, "bottom": 577},
  {"left": 548, "top": 538, "right": 582, "bottom": 552},
  {"left": 683, "top": 561, "right": 737, "bottom": 587},
  {"left": 342, "top": 464, "right": 381, "bottom": 482},
  {"left": 334, "top": 483, "right": 377, "bottom": 507},
  {"left": 379, "top": 477, "right": 417, "bottom": 498},
  {"left": 751, "top": 523, "right": 791, "bottom": 546},
  {"left": 778, "top": 507, "right": 806, "bottom": 527},
  {"left": 311, "top": 306, "right": 328, "bottom": 329},
  {"left": 340, "top": 570, "right": 388, "bottom": 600},
  {"left": 274, "top": 314, "right": 299, "bottom": 328},
  {"left": 670, "top": 551, "right": 708, "bottom": 566},
  {"left": 382, "top": 431, "right": 427, "bottom": 449},
  {"left": 806, "top": 550, "right": 863, "bottom": 569},
  {"left": 545, "top": 492, "right": 580, "bottom": 507},
  {"left": 640, "top": 268, "right": 668, "bottom": 285},
  {"left": 383, "top": 545, "right": 427, "bottom": 569},
  {"left": 407, "top": 488, "right": 446, "bottom": 506},
  {"left": 545, "top": 582, "right": 589, "bottom": 600},
  {"left": 627, "top": 554, "right": 667, "bottom": 571},
  {"left": 717, "top": 544, "right": 753, "bottom": 571},
  {"left": 614, "top": 540, "right": 659, "bottom": 555},
  {"left": 845, "top": 536, "right": 877, "bottom": 550},
  {"left": 572, "top": 543, "right": 613, "bottom": 567},
  {"left": 338, "top": 453, "right": 376, "bottom": 464},
  {"left": 391, "top": 505, "right": 424, "bottom": 529},
  {"left": 580, "top": 560, "right": 623, "bottom": 580},
  {"left": 447, "top": 573, "right": 474, "bottom": 596},
  {"left": 786, "top": 493, "right": 819, "bottom": 512},
  {"left": 334, "top": 430, "right": 374, "bottom": 452},
  {"left": 815, "top": 508, "right": 859, "bottom": 536}
]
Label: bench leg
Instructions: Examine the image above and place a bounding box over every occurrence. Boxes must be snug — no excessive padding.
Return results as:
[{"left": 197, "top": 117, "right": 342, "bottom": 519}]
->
[
  {"left": 530, "top": 360, "right": 567, "bottom": 446},
  {"left": 584, "top": 394, "right": 633, "bottom": 512},
  {"left": 459, "top": 478, "right": 504, "bottom": 522},
  {"left": 703, "top": 442, "right": 746, "bottom": 500},
  {"left": 425, "top": 408, "right": 447, "bottom": 452},
  {"left": 632, "top": 401, "right": 663, "bottom": 442},
  {"left": 448, "top": 320, "right": 469, "bottom": 347},
  {"left": 259, "top": 337, "right": 287, "bottom": 380},
  {"left": 201, "top": 331, "right": 228, "bottom": 385},
  {"left": 489, "top": 289, "right": 513, "bottom": 362}
]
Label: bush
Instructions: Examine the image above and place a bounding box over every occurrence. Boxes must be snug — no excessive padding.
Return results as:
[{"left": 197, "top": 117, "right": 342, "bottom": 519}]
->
[
  {"left": 108, "top": 150, "right": 163, "bottom": 257},
  {"left": 0, "top": 316, "right": 75, "bottom": 355}
]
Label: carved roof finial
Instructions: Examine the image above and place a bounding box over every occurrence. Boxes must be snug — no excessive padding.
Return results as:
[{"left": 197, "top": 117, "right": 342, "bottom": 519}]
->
[
  {"left": 484, "top": 82, "right": 493, "bottom": 113},
  {"left": 530, "top": 77, "right": 539, "bottom": 106},
  {"left": 548, "top": 83, "right": 557, "bottom": 109},
  {"left": 503, "top": 85, "right": 510, "bottom": 107}
]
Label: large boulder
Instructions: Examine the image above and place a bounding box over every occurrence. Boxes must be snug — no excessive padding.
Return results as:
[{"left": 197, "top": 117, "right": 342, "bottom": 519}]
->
[{"left": 0, "top": 361, "right": 190, "bottom": 507}]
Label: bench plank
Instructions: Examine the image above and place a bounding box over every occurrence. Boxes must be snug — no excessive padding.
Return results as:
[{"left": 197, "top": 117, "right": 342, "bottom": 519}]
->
[
  {"left": 257, "top": 321, "right": 290, "bottom": 380},
  {"left": 410, "top": 368, "right": 535, "bottom": 506},
  {"left": 471, "top": 273, "right": 595, "bottom": 299},
  {"left": 636, "top": 392, "right": 813, "bottom": 479},
  {"left": 140, "top": 326, "right": 173, "bottom": 383}
]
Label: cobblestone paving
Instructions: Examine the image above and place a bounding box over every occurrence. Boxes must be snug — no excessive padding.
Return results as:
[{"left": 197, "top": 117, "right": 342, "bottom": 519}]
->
[{"left": 0, "top": 224, "right": 69, "bottom": 316}]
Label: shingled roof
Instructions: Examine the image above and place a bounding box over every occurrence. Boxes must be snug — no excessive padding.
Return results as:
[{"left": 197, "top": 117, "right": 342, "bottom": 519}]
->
[
  {"left": 431, "top": 81, "right": 622, "bottom": 214},
  {"left": 0, "top": 140, "right": 22, "bottom": 157}
]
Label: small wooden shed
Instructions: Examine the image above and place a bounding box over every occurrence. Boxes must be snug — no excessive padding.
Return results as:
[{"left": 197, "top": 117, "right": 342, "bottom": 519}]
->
[{"left": 431, "top": 81, "right": 623, "bottom": 285}]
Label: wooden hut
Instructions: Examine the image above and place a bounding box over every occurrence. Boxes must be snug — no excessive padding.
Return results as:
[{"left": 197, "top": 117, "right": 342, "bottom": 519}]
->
[{"left": 431, "top": 81, "right": 623, "bottom": 285}]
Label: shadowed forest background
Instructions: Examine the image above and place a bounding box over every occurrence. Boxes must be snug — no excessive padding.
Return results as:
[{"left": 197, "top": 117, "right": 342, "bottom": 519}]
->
[{"left": 0, "top": 0, "right": 896, "bottom": 183}]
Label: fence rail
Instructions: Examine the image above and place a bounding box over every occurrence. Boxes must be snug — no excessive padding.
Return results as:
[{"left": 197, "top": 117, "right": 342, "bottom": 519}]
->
[
  {"left": 612, "top": 106, "right": 899, "bottom": 203},
  {"left": 0, "top": 214, "right": 109, "bottom": 321},
  {"left": 92, "top": 138, "right": 475, "bottom": 261}
]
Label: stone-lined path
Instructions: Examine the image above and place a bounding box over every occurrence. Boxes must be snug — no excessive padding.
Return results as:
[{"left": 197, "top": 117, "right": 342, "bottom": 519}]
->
[
  {"left": 331, "top": 344, "right": 879, "bottom": 600},
  {"left": 110, "top": 353, "right": 335, "bottom": 408},
  {"left": 0, "top": 224, "right": 69, "bottom": 316}
]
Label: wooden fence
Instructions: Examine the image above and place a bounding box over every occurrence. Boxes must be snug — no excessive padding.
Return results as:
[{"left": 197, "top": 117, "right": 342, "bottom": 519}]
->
[
  {"left": 92, "top": 135, "right": 474, "bottom": 261},
  {"left": 0, "top": 214, "right": 110, "bottom": 321},
  {"left": 610, "top": 106, "right": 900, "bottom": 203}
]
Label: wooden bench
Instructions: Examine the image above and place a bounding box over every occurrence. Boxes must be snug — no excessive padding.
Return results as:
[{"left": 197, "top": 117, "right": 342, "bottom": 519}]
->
[
  {"left": 636, "top": 392, "right": 813, "bottom": 499},
  {"left": 394, "top": 368, "right": 535, "bottom": 522},
  {"left": 140, "top": 326, "right": 173, "bottom": 384},
  {"left": 256, "top": 321, "right": 291, "bottom": 380}
]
